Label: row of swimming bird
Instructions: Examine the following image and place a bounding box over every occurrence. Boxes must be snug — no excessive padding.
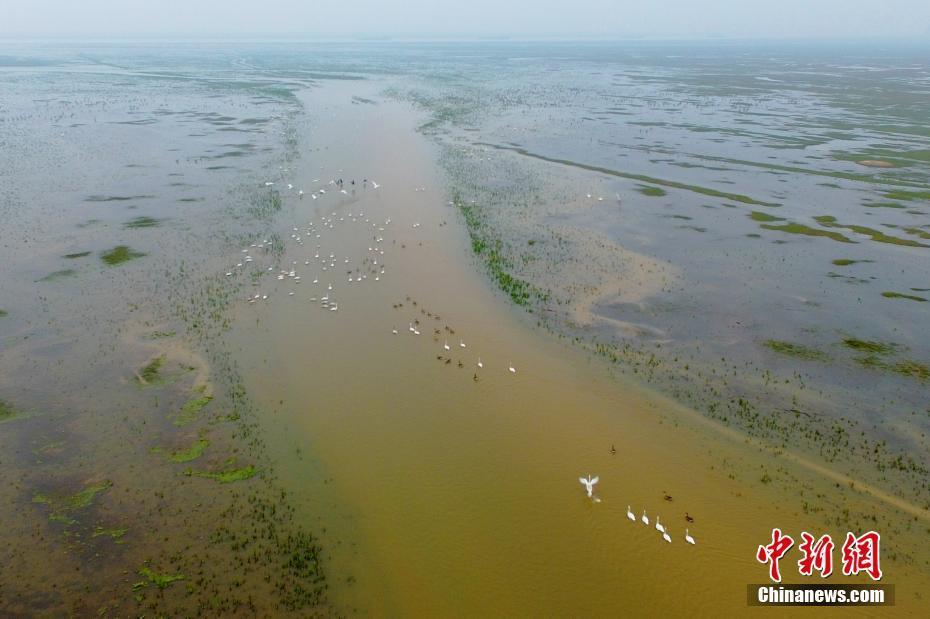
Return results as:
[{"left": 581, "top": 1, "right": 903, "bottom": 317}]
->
[
  {"left": 579, "top": 475, "right": 696, "bottom": 545},
  {"left": 394, "top": 322, "right": 518, "bottom": 374}
]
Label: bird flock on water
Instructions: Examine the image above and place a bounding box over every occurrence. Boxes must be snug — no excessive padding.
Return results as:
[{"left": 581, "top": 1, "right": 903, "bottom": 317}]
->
[{"left": 581, "top": 475, "right": 697, "bottom": 546}]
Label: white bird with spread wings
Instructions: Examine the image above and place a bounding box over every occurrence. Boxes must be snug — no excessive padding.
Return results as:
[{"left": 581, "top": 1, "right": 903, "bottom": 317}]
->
[{"left": 579, "top": 475, "right": 600, "bottom": 502}]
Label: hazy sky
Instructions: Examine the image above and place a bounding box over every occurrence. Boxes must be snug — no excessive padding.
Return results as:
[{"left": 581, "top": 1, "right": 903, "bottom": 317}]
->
[{"left": 3, "top": 0, "right": 930, "bottom": 38}]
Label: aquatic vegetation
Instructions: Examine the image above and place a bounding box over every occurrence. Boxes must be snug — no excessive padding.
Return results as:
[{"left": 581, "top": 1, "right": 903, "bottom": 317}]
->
[
  {"left": 64, "top": 251, "right": 92, "bottom": 259},
  {"left": 842, "top": 338, "right": 897, "bottom": 355},
  {"left": 749, "top": 211, "right": 784, "bottom": 222},
  {"left": 814, "top": 216, "right": 928, "bottom": 248},
  {"left": 33, "top": 480, "right": 113, "bottom": 522},
  {"left": 760, "top": 222, "right": 853, "bottom": 243},
  {"left": 36, "top": 269, "right": 77, "bottom": 282},
  {"left": 139, "top": 566, "right": 184, "bottom": 589},
  {"left": 101, "top": 245, "right": 146, "bottom": 265},
  {"left": 173, "top": 387, "right": 213, "bottom": 426},
  {"left": 637, "top": 185, "right": 667, "bottom": 197},
  {"left": 891, "top": 360, "right": 930, "bottom": 381},
  {"left": 136, "top": 355, "right": 165, "bottom": 385},
  {"left": 124, "top": 216, "right": 162, "bottom": 228},
  {"left": 0, "top": 309, "right": 7, "bottom": 317},
  {"left": 186, "top": 464, "right": 256, "bottom": 483},
  {"left": 477, "top": 143, "right": 781, "bottom": 206},
  {"left": 831, "top": 259, "right": 867, "bottom": 266},
  {"left": 882, "top": 291, "right": 927, "bottom": 302},
  {"left": 153, "top": 438, "right": 209, "bottom": 462},
  {"left": 881, "top": 189, "right": 930, "bottom": 202},
  {"left": 0, "top": 399, "right": 20, "bottom": 423},
  {"left": 92, "top": 526, "right": 128, "bottom": 539},
  {"left": 763, "top": 340, "right": 828, "bottom": 361}
]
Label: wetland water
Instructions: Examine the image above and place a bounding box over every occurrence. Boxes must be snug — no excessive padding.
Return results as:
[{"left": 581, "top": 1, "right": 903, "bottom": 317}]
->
[{"left": 0, "top": 40, "right": 928, "bottom": 616}]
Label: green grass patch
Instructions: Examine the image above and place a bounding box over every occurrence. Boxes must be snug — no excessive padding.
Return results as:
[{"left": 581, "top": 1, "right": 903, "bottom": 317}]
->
[
  {"left": 186, "top": 464, "right": 257, "bottom": 483},
  {"left": 761, "top": 222, "right": 853, "bottom": 243},
  {"left": 813, "top": 216, "right": 928, "bottom": 247},
  {"left": 136, "top": 355, "right": 165, "bottom": 385},
  {"left": 124, "top": 216, "right": 162, "bottom": 229},
  {"left": 882, "top": 190, "right": 930, "bottom": 202},
  {"left": 637, "top": 185, "right": 667, "bottom": 197},
  {"left": 750, "top": 211, "right": 785, "bottom": 222},
  {"left": 0, "top": 399, "right": 20, "bottom": 422},
  {"left": 842, "top": 338, "right": 897, "bottom": 355},
  {"left": 93, "top": 526, "right": 128, "bottom": 539},
  {"left": 101, "top": 245, "right": 146, "bottom": 266},
  {"left": 891, "top": 360, "right": 930, "bottom": 381},
  {"left": 36, "top": 269, "right": 77, "bottom": 282},
  {"left": 153, "top": 438, "right": 209, "bottom": 463},
  {"left": 139, "top": 567, "right": 184, "bottom": 589},
  {"left": 764, "top": 340, "right": 828, "bottom": 361},
  {"left": 173, "top": 387, "right": 212, "bottom": 426},
  {"left": 882, "top": 291, "right": 927, "bottom": 302},
  {"left": 33, "top": 480, "right": 113, "bottom": 522}
]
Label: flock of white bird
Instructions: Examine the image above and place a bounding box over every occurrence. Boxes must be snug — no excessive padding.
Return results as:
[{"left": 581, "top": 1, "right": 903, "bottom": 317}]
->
[
  {"left": 233, "top": 173, "right": 524, "bottom": 377},
  {"left": 579, "top": 475, "right": 696, "bottom": 546}
]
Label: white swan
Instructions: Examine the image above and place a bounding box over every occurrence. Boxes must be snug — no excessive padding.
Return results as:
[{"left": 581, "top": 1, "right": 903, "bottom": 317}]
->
[
  {"left": 477, "top": 358, "right": 483, "bottom": 368},
  {"left": 641, "top": 509, "right": 649, "bottom": 526},
  {"left": 685, "top": 529, "right": 695, "bottom": 545},
  {"left": 443, "top": 340, "right": 450, "bottom": 351},
  {"left": 627, "top": 505, "right": 635, "bottom": 521},
  {"left": 663, "top": 528, "right": 672, "bottom": 544},
  {"left": 578, "top": 475, "right": 599, "bottom": 499},
  {"left": 509, "top": 363, "right": 516, "bottom": 373},
  {"left": 655, "top": 516, "right": 665, "bottom": 534},
  {"left": 460, "top": 339, "right": 466, "bottom": 348}
]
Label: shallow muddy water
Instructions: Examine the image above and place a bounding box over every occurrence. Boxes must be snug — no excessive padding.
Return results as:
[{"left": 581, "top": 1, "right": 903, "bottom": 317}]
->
[{"left": 1, "top": 40, "right": 928, "bottom": 616}]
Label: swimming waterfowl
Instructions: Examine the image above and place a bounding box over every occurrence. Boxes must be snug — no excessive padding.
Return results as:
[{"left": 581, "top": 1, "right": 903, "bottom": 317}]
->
[{"left": 579, "top": 475, "right": 599, "bottom": 499}]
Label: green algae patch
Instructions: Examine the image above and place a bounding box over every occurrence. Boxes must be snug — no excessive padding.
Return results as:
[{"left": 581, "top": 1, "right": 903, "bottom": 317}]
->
[
  {"left": 764, "top": 340, "right": 828, "bottom": 361},
  {"left": 139, "top": 566, "right": 184, "bottom": 589},
  {"left": 637, "top": 185, "right": 667, "bottom": 197},
  {"left": 882, "top": 291, "right": 927, "bottom": 302},
  {"left": 93, "top": 526, "right": 128, "bottom": 540},
  {"left": 186, "top": 464, "right": 257, "bottom": 483},
  {"left": 0, "top": 399, "right": 21, "bottom": 423},
  {"left": 882, "top": 189, "right": 930, "bottom": 202},
  {"left": 750, "top": 211, "right": 785, "bottom": 222},
  {"left": 760, "top": 222, "right": 853, "bottom": 243},
  {"left": 842, "top": 338, "right": 897, "bottom": 355},
  {"left": 832, "top": 259, "right": 870, "bottom": 266},
  {"left": 892, "top": 360, "right": 930, "bottom": 381},
  {"left": 814, "top": 216, "right": 929, "bottom": 248},
  {"left": 135, "top": 355, "right": 165, "bottom": 385},
  {"left": 33, "top": 480, "right": 113, "bottom": 522},
  {"left": 124, "top": 216, "right": 162, "bottom": 229},
  {"left": 64, "top": 251, "right": 92, "bottom": 259},
  {"left": 36, "top": 269, "right": 77, "bottom": 282},
  {"left": 173, "top": 387, "right": 212, "bottom": 426},
  {"left": 101, "top": 245, "right": 146, "bottom": 266},
  {"left": 153, "top": 438, "right": 209, "bottom": 463}
]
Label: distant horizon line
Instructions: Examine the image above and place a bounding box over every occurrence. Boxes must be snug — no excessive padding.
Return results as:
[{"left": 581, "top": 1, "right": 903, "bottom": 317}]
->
[{"left": 1, "top": 33, "right": 929, "bottom": 44}]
